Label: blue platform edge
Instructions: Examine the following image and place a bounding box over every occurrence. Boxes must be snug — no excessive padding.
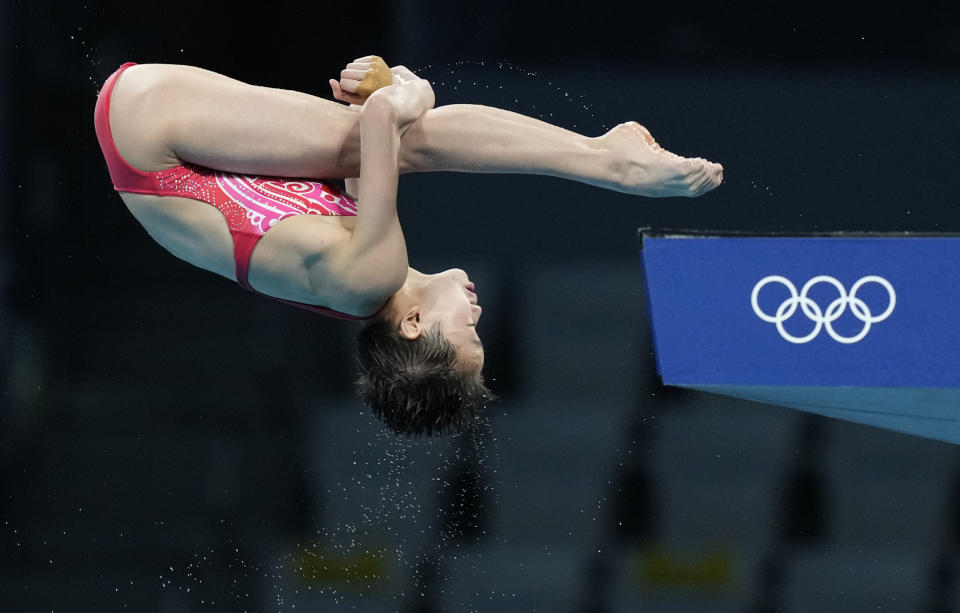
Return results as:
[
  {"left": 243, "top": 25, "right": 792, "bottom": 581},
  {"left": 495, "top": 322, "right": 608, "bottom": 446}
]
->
[{"left": 638, "top": 230, "right": 960, "bottom": 389}]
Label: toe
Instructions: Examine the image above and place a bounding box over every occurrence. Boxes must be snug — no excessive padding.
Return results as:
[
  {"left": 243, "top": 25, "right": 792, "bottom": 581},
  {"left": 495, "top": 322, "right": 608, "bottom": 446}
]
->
[
  {"left": 706, "top": 161, "right": 723, "bottom": 184},
  {"left": 694, "top": 164, "right": 724, "bottom": 195},
  {"left": 688, "top": 167, "right": 710, "bottom": 196}
]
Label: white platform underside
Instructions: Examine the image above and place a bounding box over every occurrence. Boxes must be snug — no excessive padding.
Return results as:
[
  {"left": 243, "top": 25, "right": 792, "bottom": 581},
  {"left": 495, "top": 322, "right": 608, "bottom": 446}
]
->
[{"left": 685, "top": 385, "right": 960, "bottom": 445}]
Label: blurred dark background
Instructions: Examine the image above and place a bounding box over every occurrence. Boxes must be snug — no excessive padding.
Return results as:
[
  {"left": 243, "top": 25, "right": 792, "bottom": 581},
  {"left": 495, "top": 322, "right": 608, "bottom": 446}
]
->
[{"left": 3, "top": 1, "right": 960, "bottom": 611}]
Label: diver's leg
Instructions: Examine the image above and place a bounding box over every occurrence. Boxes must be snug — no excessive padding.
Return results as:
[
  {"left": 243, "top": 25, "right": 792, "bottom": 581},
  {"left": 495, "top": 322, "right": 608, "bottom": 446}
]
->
[
  {"left": 398, "top": 104, "right": 724, "bottom": 198},
  {"left": 398, "top": 104, "right": 606, "bottom": 179},
  {"left": 114, "top": 63, "right": 605, "bottom": 187},
  {"left": 113, "top": 64, "right": 720, "bottom": 197},
  {"left": 110, "top": 63, "right": 362, "bottom": 178}
]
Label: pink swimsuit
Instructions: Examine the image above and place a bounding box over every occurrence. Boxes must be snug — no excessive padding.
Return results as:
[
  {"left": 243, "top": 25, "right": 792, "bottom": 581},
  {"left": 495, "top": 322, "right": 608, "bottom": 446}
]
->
[{"left": 93, "top": 62, "right": 386, "bottom": 321}]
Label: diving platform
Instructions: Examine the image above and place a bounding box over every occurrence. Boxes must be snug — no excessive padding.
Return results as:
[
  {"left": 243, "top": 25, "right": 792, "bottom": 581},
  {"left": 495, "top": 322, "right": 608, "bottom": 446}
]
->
[{"left": 638, "top": 229, "right": 960, "bottom": 445}]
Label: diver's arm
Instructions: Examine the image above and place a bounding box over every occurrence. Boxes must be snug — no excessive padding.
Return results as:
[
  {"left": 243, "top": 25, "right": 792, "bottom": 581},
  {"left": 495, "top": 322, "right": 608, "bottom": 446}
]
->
[
  {"left": 332, "top": 70, "right": 433, "bottom": 297},
  {"left": 326, "top": 96, "right": 407, "bottom": 297}
]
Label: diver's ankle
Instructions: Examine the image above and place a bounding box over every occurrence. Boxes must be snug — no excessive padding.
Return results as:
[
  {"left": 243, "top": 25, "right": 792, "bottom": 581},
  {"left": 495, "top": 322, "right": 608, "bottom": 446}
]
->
[{"left": 579, "top": 136, "right": 616, "bottom": 187}]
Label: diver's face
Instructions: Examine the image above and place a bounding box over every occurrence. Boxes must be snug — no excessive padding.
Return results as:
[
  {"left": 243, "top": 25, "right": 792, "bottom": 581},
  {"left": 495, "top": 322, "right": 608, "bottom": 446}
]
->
[{"left": 397, "top": 268, "right": 485, "bottom": 372}]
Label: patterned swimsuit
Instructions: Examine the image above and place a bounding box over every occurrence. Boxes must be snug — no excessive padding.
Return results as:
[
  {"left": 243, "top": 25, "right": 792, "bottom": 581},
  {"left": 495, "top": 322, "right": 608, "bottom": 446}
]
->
[{"left": 93, "top": 62, "right": 385, "bottom": 321}]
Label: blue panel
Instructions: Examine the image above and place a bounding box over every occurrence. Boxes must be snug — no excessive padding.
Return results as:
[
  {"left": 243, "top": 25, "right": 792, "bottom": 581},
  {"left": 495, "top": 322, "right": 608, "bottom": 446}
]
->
[{"left": 640, "top": 235, "right": 960, "bottom": 387}]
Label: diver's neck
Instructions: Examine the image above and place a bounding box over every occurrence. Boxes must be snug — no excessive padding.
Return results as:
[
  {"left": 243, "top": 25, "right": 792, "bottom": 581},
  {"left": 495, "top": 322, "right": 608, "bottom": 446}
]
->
[
  {"left": 406, "top": 267, "right": 428, "bottom": 284},
  {"left": 397, "top": 267, "right": 427, "bottom": 299}
]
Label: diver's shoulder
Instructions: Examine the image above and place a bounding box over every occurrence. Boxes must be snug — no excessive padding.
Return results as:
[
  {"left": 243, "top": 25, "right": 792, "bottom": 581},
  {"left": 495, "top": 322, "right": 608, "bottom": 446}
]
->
[{"left": 309, "top": 227, "right": 405, "bottom": 310}]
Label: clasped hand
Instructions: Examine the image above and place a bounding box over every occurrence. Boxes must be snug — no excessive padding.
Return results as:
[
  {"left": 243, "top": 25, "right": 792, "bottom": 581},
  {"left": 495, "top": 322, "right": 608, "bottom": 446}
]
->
[{"left": 329, "top": 56, "right": 435, "bottom": 128}]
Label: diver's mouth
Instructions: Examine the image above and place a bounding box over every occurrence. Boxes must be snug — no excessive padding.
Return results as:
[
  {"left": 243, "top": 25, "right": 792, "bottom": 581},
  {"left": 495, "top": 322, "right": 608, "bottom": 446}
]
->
[{"left": 466, "top": 282, "right": 476, "bottom": 293}]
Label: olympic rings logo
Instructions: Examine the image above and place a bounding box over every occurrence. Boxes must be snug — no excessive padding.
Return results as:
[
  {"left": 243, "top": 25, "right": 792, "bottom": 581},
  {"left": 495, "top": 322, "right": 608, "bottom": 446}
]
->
[{"left": 751, "top": 275, "right": 896, "bottom": 344}]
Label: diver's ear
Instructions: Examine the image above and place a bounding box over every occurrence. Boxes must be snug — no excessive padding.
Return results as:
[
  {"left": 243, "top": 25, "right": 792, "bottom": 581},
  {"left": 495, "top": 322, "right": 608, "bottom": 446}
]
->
[{"left": 398, "top": 306, "right": 423, "bottom": 340}]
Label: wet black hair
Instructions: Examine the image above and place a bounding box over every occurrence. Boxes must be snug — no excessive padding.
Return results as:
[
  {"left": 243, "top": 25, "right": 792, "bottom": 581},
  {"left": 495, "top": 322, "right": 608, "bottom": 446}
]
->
[{"left": 355, "top": 304, "right": 497, "bottom": 437}]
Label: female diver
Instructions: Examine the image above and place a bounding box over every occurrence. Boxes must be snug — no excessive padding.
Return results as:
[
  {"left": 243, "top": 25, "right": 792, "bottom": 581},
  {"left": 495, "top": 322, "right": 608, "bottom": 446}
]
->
[{"left": 93, "top": 56, "right": 724, "bottom": 436}]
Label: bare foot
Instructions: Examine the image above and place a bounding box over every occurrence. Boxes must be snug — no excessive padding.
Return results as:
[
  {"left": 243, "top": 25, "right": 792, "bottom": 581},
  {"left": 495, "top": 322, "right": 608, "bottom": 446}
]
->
[{"left": 595, "top": 121, "right": 723, "bottom": 198}]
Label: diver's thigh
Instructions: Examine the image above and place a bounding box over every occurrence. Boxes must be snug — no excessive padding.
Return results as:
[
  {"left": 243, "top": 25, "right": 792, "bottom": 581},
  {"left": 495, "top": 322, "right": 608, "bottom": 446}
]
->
[{"left": 115, "top": 63, "right": 359, "bottom": 178}]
